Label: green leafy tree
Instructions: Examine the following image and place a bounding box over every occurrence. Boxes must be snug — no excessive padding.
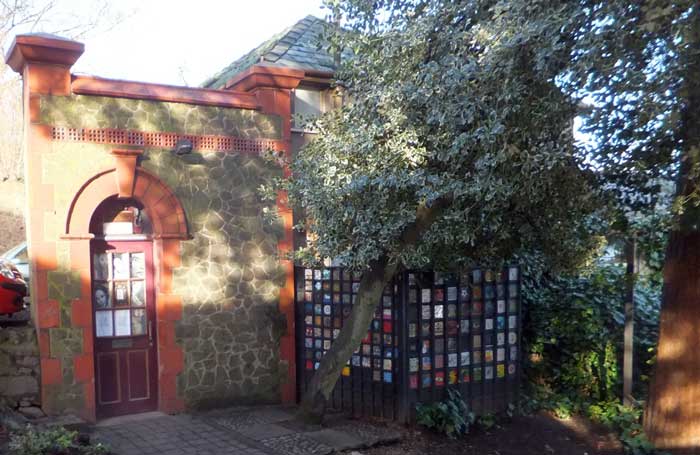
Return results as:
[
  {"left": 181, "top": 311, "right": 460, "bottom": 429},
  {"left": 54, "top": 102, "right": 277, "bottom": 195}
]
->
[
  {"left": 281, "top": 0, "right": 604, "bottom": 420},
  {"left": 561, "top": 1, "right": 699, "bottom": 450}
]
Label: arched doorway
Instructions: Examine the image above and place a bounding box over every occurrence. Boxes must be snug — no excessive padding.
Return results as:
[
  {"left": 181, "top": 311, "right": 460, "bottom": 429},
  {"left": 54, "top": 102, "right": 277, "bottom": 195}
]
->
[
  {"left": 89, "top": 197, "right": 157, "bottom": 418},
  {"left": 62, "top": 153, "right": 190, "bottom": 421}
]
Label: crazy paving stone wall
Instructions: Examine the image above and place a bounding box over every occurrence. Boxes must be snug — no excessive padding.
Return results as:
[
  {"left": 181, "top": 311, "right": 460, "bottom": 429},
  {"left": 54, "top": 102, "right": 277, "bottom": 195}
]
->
[
  {"left": 38, "top": 94, "right": 287, "bottom": 412},
  {"left": 143, "top": 150, "right": 288, "bottom": 409}
]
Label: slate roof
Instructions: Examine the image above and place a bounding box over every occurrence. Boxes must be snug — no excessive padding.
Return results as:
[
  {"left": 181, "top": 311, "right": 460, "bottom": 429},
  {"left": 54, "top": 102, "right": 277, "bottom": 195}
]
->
[{"left": 202, "top": 15, "right": 337, "bottom": 89}]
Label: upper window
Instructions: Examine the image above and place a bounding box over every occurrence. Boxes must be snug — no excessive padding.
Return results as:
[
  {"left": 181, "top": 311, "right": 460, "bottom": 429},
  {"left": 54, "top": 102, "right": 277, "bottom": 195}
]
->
[{"left": 293, "top": 88, "right": 323, "bottom": 130}]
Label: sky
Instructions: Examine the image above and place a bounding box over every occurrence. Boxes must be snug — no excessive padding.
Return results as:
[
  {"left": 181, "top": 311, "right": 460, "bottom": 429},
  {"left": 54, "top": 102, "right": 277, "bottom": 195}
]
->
[{"left": 6, "top": 0, "right": 326, "bottom": 86}]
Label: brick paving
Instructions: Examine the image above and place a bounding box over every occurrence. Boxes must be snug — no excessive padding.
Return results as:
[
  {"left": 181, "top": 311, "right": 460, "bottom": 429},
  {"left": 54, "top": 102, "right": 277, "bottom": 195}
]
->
[
  {"left": 93, "top": 412, "right": 272, "bottom": 455},
  {"left": 92, "top": 406, "right": 402, "bottom": 455}
]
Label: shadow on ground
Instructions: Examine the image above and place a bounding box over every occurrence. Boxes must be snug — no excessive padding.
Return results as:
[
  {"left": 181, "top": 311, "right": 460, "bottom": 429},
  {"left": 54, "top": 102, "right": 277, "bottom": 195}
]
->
[{"left": 360, "top": 411, "right": 623, "bottom": 455}]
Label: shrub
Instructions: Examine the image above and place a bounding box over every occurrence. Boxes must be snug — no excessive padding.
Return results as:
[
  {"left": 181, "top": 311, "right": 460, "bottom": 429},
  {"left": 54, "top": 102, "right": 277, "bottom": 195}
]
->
[
  {"left": 416, "top": 389, "right": 475, "bottom": 438},
  {"left": 8, "top": 425, "right": 109, "bottom": 455},
  {"left": 587, "top": 401, "right": 664, "bottom": 455}
]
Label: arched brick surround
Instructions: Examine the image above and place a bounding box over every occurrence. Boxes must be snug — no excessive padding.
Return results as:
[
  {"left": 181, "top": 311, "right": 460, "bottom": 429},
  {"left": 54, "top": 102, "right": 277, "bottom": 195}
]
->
[
  {"left": 65, "top": 167, "right": 188, "bottom": 240},
  {"left": 63, "top": 160, "right": 189, "bottom": 419}
]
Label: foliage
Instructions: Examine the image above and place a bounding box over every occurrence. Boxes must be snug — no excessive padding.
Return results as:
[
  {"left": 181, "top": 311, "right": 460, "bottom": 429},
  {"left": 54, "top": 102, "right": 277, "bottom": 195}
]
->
[
  {"left": 416, "top": 389, "right": 475, "bottom": 439},
  {"left": 522, "top": 263, "right": 661, "bottom": 404},
  {"left": 587, "top": 402, "right": 662, "bottom": 455},
  {"left": 8, "top": 425, "right": 109, "bottom": 455},
  {"left": 519, "top": 259, "right": 665, "bottom": 453},
  {"left": 561, "top": 1, "right": 694, "bottom": 214},
  {"left": 274, "top": 0, "right": 605, "bottom": 275},
  {"left": 475, "top": 413, "right": 498, "bottom": 431}
]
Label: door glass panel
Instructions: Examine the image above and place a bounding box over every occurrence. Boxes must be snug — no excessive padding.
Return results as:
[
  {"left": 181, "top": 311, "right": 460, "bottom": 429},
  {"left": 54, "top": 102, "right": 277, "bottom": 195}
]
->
[
  {"left": 93, "top": 284, "right": 111, "bottom": 309},
  {"left": 93, "top": 254, "right": 109, "bottom": 280},
  {"left": 130, "top": 253, "right": 145, "bottom": 279},
  {"left": 114, "top": 309, "right": 131, "bottom": 336},
  {"left": 113, "top": 282, "right": 129, "bottom": 306},
  {"left": 131, "top": 281, "right": 145, "bottom": 307},
  {"left": 93, "top": 248, "right": 149, "bottom": 338},
  {"left": 131, "top": 309, "right": 146, "bottom": 335},
  {"left": 113, "top": 253, "right": 130, "bottom": 280},
  {"left": 96, "top": 311, "right": 113, "bottom": 337}
]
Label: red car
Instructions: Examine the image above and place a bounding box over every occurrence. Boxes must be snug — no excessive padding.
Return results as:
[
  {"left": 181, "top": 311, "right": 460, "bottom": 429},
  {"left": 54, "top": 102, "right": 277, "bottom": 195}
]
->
[{"left": 0, "top": 259, "right": 27, "bottom": 316}]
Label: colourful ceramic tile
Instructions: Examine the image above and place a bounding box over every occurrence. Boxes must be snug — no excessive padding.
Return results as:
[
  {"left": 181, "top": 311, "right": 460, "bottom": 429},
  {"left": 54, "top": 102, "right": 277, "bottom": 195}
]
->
[
  {"left": 485, "top": 366, "right": 494, "bottom": 380},
  {"left": 509, "top": 331, "right": 518, "bottom": 345},
  {"left": 447, "top": 304, "right": 457, "bottom": 318},
  {"left": 434, "top": 288, "right": 444, "bottom": 301},
  {"left": 497, "top": 348, "right": 505, "bottom": 362},
  {"left": 435, "top": 321, "right": 444, "bottom": 336},
  {"left": 435, "top": 355, "right": 444, "bottom": 369},
  {"left": 473, "top": 367, "right": 482, "bottom": 381},
  {"left": 447, "top": 338, "right": 457, "bottom": 352},
  {"left": 447, "top": 320, "right": 459, "bottom": 336},
  {"left": 435, "top": 371, "right": 445, "bottom": 387},
  {"left": 473, "top": 351, "right": 482, "bottom": 364},
  {"left": 497, "top": 299, "right": 506, "bottom": 313},
  {"left": 434, "top": 305, "right": 444, "bottom": 319},
  {"left": 448, "top": 353, "right": 458, "bottom": 367},
  {"left": 435, "top": 339, "right": 444, "bottom": 354},
  {"left": 448, "top": 369, "right": 458, "bottom": 385},
  {"left": 383, "top": 321, "right": 393, "bottom": 333}
]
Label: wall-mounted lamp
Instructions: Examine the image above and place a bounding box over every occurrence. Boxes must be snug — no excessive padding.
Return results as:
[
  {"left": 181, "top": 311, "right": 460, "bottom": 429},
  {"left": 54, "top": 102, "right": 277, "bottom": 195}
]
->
[{"left": 173, "top": 139, "right": 193, "bottom": 155}]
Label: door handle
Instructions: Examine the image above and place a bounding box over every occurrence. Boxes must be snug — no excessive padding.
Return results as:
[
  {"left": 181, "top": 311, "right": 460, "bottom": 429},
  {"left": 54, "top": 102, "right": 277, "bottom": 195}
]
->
[{"left": 148, "top": 321, "right": 153, "bottom": 346}]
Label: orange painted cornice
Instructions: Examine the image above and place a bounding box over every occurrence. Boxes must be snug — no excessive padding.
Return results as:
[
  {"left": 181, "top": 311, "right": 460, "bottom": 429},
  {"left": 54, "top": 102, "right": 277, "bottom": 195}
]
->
[
  {"left": 72, "top": 75, "right": 260, "bottom": 110},
  {"left": 224, "top": 65, "right": 306, "bottom": 92},
  {"left": 5, "top": 34, "right": 84, "bottom": 73}
]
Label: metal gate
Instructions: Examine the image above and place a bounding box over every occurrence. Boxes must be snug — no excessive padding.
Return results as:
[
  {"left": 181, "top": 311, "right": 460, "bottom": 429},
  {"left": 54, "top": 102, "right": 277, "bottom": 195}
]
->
[{"left": 295, "top": 266, "right": 522, "bottom": 422}]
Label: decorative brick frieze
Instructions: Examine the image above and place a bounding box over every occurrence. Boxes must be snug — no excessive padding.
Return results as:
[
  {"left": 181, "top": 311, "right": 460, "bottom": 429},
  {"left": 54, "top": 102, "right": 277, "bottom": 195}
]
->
[{"left": 50, "top": 127, "right": 282, "bottom": 154}]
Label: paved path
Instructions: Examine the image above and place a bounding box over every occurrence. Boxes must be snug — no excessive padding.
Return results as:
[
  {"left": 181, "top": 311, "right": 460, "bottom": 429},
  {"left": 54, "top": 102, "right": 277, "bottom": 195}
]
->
[{"left": 92, "top": 406, "right": 401, "bottom": 455}]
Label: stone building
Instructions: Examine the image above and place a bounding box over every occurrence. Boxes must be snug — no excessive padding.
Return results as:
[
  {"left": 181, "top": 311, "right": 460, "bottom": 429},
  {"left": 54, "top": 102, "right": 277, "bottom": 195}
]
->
[{"left": 4, "top": 16, "right": 338, "bottom": 421}]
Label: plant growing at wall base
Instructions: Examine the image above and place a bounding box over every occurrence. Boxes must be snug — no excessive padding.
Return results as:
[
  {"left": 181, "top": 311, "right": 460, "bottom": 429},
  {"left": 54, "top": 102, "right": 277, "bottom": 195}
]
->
[
  {"left": 416, "top": 389, "right": 474, "bottom": 439},
  {"left": 8, "top": 425, "right": 109, "bottom": 455}
]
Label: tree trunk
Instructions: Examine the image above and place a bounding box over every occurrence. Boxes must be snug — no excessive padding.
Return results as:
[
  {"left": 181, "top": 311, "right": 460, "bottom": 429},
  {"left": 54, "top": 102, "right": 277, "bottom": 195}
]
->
[
  {"left": 644, "top": 231, "right": 700, "bottom": 453},
  {"left": 623, "top": 236, "right": 635, "bottom": 406},
  {"left": 299, "top": 197, "right": 452, "bottom": 423},
  {"left": 298, "top": 255, "right": 398, "bottom": 423},
  {"left": 644, "top": 9, "right": 700, "bottom": 452}
]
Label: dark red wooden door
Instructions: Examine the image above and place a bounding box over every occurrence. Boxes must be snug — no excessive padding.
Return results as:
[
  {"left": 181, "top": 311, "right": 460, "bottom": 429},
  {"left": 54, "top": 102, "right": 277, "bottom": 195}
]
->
[{"left": 91, "top": 240, "right": 158, "bottom": 418}]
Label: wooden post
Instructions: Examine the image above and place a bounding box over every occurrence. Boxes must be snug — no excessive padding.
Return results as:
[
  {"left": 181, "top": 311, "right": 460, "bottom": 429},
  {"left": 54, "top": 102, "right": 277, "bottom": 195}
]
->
[{"left": 623, "top": 235, "right": 636, "bottom": 406}]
